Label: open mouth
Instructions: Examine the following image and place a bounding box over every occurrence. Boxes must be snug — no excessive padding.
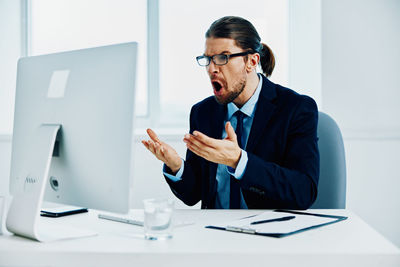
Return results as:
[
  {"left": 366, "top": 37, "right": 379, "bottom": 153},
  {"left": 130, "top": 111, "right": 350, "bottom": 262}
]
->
[{"left": 212, "top": 81, "right": 223, "bottom": 92}]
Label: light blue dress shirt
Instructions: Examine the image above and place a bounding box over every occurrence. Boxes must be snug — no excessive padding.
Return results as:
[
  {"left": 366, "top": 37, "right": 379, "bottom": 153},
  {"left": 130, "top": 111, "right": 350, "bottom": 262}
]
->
[{"left": 164, "top": 74, "right": 263, "bottom": 209}]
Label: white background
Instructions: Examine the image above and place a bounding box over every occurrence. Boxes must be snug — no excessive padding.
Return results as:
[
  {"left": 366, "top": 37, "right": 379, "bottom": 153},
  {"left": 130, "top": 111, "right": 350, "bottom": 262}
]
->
[{"left": 0, "top": 0, "right": 399, "bottom": 248}]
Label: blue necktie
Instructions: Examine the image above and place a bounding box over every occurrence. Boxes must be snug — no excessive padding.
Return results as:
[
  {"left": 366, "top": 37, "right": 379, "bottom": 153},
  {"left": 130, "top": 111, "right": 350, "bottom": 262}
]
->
[{"left": 230, "top": 110, "right": 244, "bottom": 209}]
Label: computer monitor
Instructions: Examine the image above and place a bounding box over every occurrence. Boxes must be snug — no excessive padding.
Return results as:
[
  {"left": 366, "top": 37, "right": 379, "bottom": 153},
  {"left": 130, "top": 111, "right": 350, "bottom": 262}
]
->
[{"left": 6, "top": 42, "right": 137, "bottom": 241}]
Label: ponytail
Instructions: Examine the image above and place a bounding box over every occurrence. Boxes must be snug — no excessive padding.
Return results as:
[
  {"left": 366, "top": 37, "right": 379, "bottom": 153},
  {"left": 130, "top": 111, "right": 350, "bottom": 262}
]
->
[{"left": 259, "top": 43, "right": 275, "bottom": 77}]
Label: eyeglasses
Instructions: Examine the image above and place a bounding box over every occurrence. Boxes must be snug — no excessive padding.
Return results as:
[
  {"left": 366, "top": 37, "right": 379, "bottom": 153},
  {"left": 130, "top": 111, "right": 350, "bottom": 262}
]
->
[{"left": 196, "top": 51, "right": 253, "bottom": 67}]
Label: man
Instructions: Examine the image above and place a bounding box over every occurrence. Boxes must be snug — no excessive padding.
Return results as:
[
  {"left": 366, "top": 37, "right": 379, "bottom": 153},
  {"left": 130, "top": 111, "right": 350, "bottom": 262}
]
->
[{"left": 142, "top": 16, "right": 319, "bottom": 209}]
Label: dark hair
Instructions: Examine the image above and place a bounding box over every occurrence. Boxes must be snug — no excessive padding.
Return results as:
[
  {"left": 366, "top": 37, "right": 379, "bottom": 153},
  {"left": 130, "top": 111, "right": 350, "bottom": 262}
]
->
[{"left": 205, "top": 16, "right": 275, "bottom": 77}]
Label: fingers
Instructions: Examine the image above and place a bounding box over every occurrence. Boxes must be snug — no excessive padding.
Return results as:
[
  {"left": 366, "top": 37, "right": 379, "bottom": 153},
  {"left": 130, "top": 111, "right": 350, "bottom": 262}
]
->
[
  {"left": 141, "top": 140, "right": 150, "bottom": 150},
  {"left": 154, "top": 141, "right": 164, "bottom": 155},
  {"left": 225, "top": 121, "right": 237, "bottom": 141},
  {"left": 186, "top": 142, "right": 209, "bottom": 159},
  {"left": 143, "top": 139, "right": 164, "bottom": 158},
  {"left": 145, "top": 139, "right": 156, "bottom": 154},
  {"left": 184, "top": 132, "right": 217, "bottom": 160},
  {"left": 146, "top": 128, "right": 161, "bottom": 144},
  {"left": 185, "top": 137, "right": 207, "bottom": 157},
  {"left": 143, "top": 128, "right": 166, "bottom": 157},
  {"left": 142, "top": 132, "right": 182, "bottom": 172},
  {"left": 187, "top": 131, "right": 217, "bottom": 148}
]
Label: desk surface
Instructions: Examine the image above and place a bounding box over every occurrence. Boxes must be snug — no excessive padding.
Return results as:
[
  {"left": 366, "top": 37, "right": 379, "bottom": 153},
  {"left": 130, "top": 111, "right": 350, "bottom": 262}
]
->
[{"left": 0, "top": 209, "right": 399, "bottom": 267}]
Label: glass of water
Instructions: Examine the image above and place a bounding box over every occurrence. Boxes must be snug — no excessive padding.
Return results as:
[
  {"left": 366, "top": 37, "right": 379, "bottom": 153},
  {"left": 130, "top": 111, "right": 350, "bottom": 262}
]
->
[{"left": 143, "top": 198, "right": 174, "bottom": 240}]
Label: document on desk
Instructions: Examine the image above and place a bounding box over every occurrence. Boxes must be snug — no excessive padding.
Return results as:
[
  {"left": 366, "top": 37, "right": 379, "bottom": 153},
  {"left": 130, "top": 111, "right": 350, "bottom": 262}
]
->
[{"left": 206, "top": 209, "right": 348, "bottom": 238}]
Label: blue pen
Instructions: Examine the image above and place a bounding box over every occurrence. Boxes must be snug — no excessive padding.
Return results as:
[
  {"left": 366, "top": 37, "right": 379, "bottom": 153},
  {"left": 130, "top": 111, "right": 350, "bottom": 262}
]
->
[{"left": 250, "top": 215, "right": 295, "bottom": 225}]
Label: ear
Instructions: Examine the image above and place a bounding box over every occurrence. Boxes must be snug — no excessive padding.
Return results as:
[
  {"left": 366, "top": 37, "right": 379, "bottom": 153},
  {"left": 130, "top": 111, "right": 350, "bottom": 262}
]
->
[{"left": 246, "top": 53, "right": 260, "bottom": 72}]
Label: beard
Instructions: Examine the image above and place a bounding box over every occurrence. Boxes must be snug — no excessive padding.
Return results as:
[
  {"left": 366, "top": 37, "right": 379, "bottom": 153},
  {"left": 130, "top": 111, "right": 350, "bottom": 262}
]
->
[{"left": 214, "top": 75, "right": 246, "bottom": 105}]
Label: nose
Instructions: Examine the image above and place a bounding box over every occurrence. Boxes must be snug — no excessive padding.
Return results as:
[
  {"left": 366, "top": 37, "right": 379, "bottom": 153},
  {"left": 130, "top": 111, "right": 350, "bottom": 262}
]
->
[{"left": 207, "top": 60, "right": 219, "bottom": 75}]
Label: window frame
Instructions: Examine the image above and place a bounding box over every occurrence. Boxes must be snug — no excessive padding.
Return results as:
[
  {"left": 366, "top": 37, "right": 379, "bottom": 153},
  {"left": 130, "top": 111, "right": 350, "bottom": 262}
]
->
[{"left": 22, "top": 0, "right": 162, "bottom": 130}]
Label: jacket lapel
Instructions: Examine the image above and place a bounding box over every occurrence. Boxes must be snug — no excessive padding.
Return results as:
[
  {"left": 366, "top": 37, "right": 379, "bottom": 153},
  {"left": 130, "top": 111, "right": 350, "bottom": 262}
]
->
[
  {"left": 246, "top": 76, "right": 277, "bottom": 152},
  {"left": 208, "top": 102, "right": 226, "bottom": 204},
  {"left": 209, "top": 102, "right": 226, "bottom": 140}
]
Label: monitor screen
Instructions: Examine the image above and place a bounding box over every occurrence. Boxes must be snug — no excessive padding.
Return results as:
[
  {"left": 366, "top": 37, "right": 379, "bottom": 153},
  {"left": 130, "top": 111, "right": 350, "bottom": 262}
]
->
[{"left": 9, "top": 42, "right": 137, "bottom": 215}]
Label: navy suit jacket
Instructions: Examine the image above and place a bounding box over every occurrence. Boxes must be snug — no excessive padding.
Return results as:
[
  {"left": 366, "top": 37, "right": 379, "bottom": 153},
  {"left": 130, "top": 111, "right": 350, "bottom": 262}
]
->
[{"left": 165, "top": 75, "right": 319, "bottom": 209}]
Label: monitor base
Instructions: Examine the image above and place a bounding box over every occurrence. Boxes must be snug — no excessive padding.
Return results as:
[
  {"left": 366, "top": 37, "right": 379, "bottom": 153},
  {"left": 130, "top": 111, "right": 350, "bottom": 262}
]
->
[
  {"left": 6, "top": 124, "right": 96, "bottom": 242},
  {"left": 36, "top": 220, "right": 97, "bottom": 242}
]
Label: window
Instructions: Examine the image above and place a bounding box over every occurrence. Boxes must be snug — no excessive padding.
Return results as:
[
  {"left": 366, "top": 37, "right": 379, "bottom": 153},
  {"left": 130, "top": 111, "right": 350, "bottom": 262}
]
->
[
  {"left": 25, "top": 0, "right": 289, "bottom": 129},
  {"left": 29, "top": 0, "right": 148, "bottom": 116},
  {"left": 158, "top": 0, "right": 289, "bottom": 127}
]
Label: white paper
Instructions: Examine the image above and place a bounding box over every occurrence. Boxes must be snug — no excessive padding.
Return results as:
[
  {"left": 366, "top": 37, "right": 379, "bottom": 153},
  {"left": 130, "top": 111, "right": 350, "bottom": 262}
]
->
[{"left": 211, "top": 210, "right": 339, "bottom": 234}]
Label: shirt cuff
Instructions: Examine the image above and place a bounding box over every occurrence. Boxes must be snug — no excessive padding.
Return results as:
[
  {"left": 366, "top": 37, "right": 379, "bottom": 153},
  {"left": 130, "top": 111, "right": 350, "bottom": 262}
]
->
[
  {"left": 226, "top": 150, "right": 248, "bottom": 180},
  {"left": 163, "top": 158, "right": 184, "bottom": 182}
]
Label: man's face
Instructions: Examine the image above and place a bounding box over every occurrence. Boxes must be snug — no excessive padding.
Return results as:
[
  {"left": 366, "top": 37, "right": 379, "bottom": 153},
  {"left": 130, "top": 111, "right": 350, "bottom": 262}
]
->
[{"left": 204, "top": 38, "right": 248, "bottom": 105}]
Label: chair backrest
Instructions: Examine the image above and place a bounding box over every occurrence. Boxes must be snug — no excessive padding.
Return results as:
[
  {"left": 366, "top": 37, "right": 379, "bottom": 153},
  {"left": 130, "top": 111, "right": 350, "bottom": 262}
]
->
[{"left": 310, "top": 112, "right": 346, "bottom": 209}]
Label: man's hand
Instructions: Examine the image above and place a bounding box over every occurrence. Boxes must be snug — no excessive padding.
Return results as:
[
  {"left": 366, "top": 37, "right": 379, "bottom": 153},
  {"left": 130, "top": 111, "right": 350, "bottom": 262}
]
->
[
  {"left": 142, "top": 128, "right": 182, "bottom": 173},
  {"left": 183, "top": 122, "right": 242, "bottom": 168}
]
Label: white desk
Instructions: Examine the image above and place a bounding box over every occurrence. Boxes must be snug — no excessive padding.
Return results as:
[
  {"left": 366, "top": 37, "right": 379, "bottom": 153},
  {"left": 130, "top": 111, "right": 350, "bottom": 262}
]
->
[{"left": 0, "top": 209, "right": 399, "bottom": 267}]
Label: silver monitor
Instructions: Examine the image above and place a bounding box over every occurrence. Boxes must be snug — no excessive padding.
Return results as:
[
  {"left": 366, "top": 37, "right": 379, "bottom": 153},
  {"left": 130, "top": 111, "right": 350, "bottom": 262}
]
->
[{"left": 7, "top": 42, "right": 137, "bottom": 241}]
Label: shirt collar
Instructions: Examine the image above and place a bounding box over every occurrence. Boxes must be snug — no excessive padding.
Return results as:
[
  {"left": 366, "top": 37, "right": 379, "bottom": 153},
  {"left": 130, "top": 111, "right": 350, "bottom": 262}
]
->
[{"left": 227, "top": 73, "right": 263, "bottom": 119}]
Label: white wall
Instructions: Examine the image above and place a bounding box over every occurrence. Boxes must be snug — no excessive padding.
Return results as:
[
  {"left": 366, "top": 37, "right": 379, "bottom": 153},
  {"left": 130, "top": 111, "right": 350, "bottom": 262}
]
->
[
  {"left": 321, "top": 0, "right": 400, "bottom": 247},
  {"left": 345, "top": 140, "right": 400, "bottom": 245},
  {"left": 289, "top": 0, "right": 322, "bottom": 107},
  {"left": 0, "top": 0, "right": 21, "bottom": 198},
  {"left": 0, "top": 0, "right": 20, "bottom": 135}
]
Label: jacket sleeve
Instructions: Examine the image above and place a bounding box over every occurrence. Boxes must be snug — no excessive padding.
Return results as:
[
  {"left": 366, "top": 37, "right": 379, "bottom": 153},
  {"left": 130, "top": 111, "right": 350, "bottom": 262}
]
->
[
  {"left": 164, "top": 105, "right": 204, "bottom": 206},
  {"left": 239, "top": 96, "right": 319, "bottom": 209}
]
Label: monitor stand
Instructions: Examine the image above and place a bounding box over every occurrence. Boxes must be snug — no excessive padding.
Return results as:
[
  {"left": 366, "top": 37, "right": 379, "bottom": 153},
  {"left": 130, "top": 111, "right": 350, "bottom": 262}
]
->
[{"left": 6, "top": 124, "right": 97, "bottom": 242}]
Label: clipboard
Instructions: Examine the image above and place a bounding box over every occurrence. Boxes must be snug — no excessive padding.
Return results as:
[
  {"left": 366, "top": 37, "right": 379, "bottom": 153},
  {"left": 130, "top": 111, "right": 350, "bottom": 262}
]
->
[{"left": 205, "top": 209, "right": 348, "bottom": 238}]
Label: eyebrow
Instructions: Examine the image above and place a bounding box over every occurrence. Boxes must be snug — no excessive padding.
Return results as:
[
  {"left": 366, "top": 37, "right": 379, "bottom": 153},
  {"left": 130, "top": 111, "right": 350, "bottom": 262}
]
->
[{"left": 204, "top": 50, "right": 232, "bottom": 56}]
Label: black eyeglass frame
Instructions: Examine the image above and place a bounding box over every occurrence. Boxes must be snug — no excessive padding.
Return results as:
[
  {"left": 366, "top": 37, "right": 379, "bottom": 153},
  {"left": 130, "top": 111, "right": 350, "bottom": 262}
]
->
[{"left": 196, "top": 51, "right": 254, "bottom": 66}]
